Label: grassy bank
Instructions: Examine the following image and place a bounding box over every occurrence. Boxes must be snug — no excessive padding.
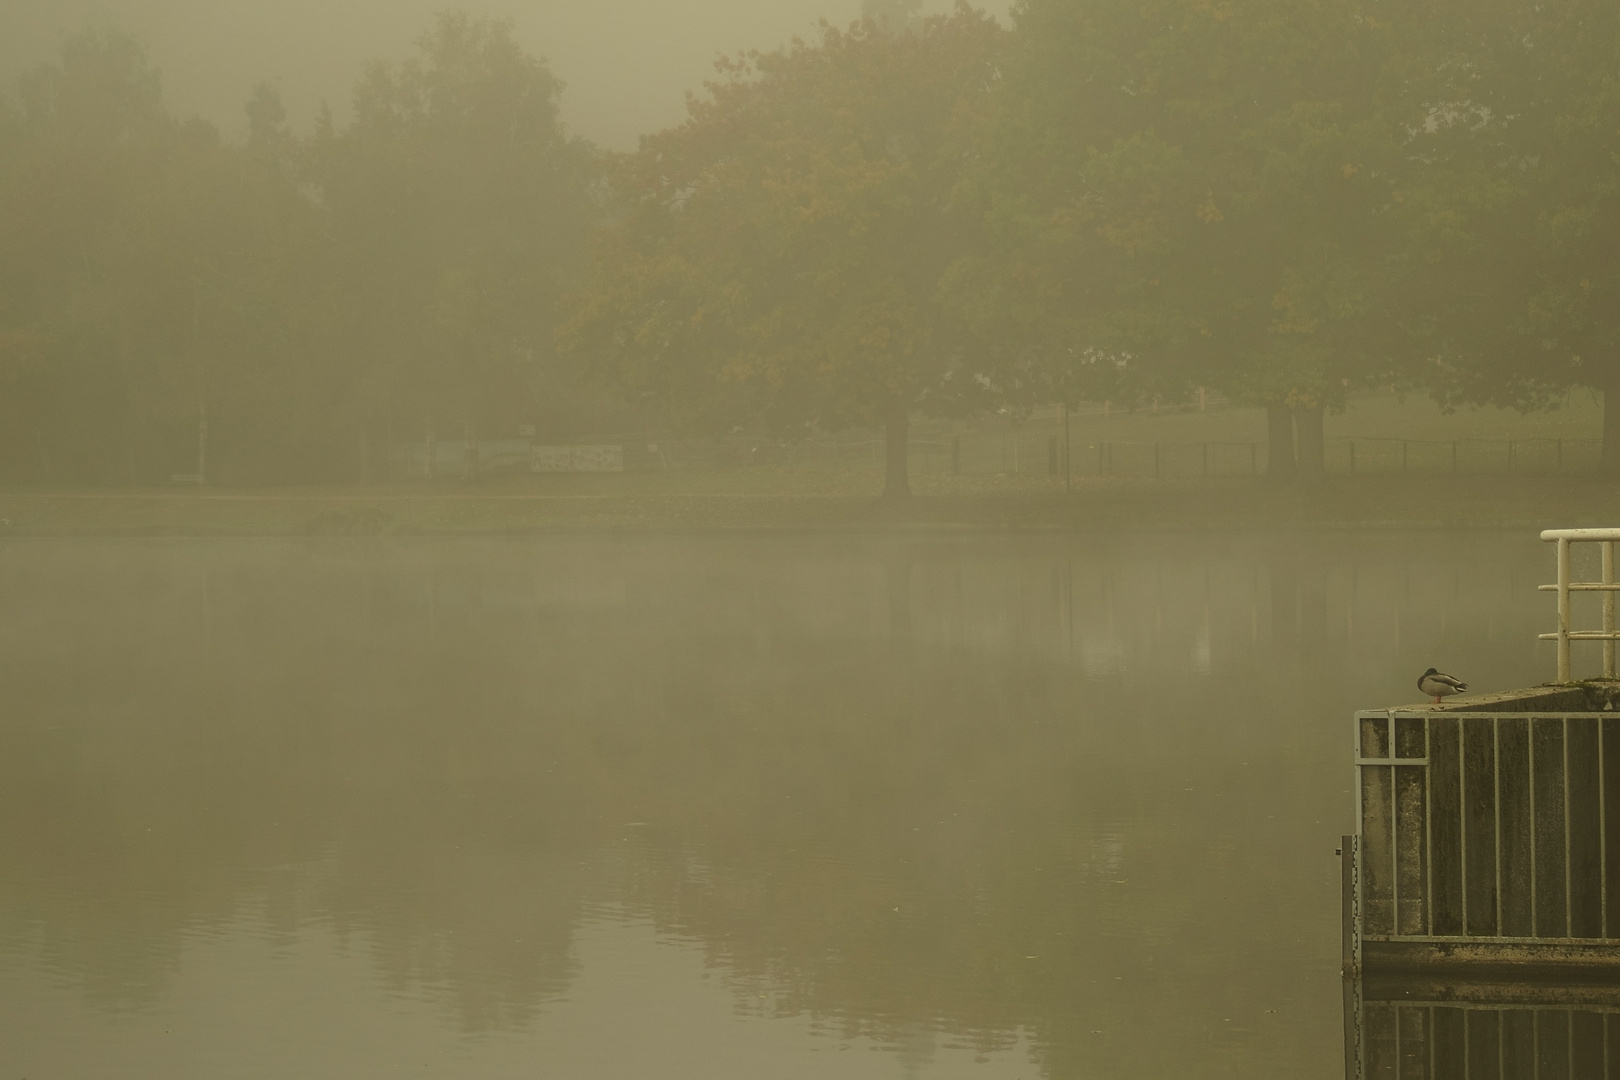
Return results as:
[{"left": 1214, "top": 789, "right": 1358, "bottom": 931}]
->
[
  {"left": 4, "top": 473, "right": 1620, "bottom": 536},
  {"left": 4, "top": 393, "right": 1613, "bottom": 536},
  {"left": 880, "top": 387, "right": 1604, "bottom": 483}
]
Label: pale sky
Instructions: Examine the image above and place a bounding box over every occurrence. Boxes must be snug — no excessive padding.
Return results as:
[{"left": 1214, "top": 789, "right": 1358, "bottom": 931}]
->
[{"left": 1, "top": 0, "right": 1008, "bottom": 150}]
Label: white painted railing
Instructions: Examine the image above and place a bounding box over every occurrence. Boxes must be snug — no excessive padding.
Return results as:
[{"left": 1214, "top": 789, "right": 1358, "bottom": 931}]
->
[{"left": 1539, "top": 529, "right": 1620, "bottom": 683}]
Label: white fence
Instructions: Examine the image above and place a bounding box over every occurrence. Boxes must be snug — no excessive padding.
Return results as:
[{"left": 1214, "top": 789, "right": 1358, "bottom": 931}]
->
[{"left": 531, "top": 445, "right": 623, "bottom": 472}]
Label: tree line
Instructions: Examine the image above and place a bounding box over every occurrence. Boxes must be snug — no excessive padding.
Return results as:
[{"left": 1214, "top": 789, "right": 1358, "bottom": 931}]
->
[
  {"left": 1, "top": 1, "right": 1615, "bottom": 492},
  {"left": 0, "top": 15, "right": 595, "bottom": 485}
]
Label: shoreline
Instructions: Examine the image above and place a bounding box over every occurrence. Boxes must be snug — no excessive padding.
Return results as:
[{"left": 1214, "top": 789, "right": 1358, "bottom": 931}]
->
[{"left": 4, "top": 475, "right": 1620, "bottom": 536}]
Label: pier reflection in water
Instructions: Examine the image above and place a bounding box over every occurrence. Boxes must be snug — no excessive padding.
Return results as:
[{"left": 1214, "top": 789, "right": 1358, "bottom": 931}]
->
[
  {"left": 0, "top": 534, "right": 1562, "bottom": 1078},
  {"left": 1348, "top": 975, "right": 1620, "bottom": 1078}
]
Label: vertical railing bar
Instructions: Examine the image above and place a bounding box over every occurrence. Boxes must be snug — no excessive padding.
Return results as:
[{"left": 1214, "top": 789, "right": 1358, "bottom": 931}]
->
[
  {"left": 1531, "top": 721, "right": 1539, "bottom": 939},
  {"left": 1355, "top": 712, "right": 1365, "bottom": 951},
  {"left": 1495, "top": 716, "right": 1504, "bottom": 936},
  {"left": 1391, "top": 714, "right": 1401, "bottom": 936},
  {"left": 1393, "top": 758, "right": 1401, "bottom": 936},
  {"left": 1558, "top": 537, "right": 1572, "bottom": 683},
  {"left": 1462, "top": 1008, "right": 1469, "bottom": 1078},
  {"left": 1428, "top": 1006, "right": 1435, "bottom": 1080},
  {"left": 1460, "top": 717, "right": 1468, "bottom": 935},
  {"left": 1604, "top": 541, "right": 1615, "bottom": 678},
  {"left": 1350, "top": 968, "right": 1363, "bottom": 1080},
  {"left": 1425, "top": 716, "right": 1434, "bottom": 935},
  {"left": 1568, "top": 1012, "right": 1575, "bottom": 1080},
  {"left": 1565, "top": 717, "right": 1573, "bottom": 938},
  {"left": 1352, "top": 834, "right": 1362, "bottom": 975},
  {"left": 1395, "top": 1005, "right": 1403, "bottom": 1080},
  {"left": 1602, "top": 716, "right": 1609, "bottom": 940},
  {"left": 1499, "top": 1005, "right": 1506, "bottom": 1080},
  {"left": 1533, "top": 1009, "right": 1540, "bottom": 1080}
]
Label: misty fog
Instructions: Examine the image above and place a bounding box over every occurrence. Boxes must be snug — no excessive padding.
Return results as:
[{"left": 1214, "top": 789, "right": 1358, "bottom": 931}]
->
[
  {"left": 3, "top": 0, "right": 1617, "bottom": 1076},
  {"left": 3, "top": 0, "right": 1007, "bottom": 148}
]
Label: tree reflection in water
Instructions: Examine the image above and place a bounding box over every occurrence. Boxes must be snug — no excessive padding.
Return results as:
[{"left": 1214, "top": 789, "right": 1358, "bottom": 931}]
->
[{"left": 0, "top": 534, "right": 1555, "bottom": 1077}]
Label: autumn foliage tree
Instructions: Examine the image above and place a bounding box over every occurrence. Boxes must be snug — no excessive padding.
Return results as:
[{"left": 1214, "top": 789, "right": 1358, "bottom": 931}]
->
[
  {"left": 6, "top": 3, "right": 1619, "bottom": 489},
  {"left": 1389, "top": 0, "right": 1620, "bottom": 471},
  {"left": 987, "top": 0, "right": 1409, "bottom": 480},
  {"left": 561, "top": 9, "right": 1004, "bottom": 498}
]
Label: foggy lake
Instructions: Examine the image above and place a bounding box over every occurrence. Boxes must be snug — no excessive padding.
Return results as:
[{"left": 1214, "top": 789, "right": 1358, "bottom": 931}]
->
[{"left": 0, "top": 532, "right": 1563, "bottom": 1078}]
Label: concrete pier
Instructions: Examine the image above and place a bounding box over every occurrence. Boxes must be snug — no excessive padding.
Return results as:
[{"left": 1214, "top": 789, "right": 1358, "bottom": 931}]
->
[{"left": 1347, "top": 683, "right": 1620, "bottom": 976}]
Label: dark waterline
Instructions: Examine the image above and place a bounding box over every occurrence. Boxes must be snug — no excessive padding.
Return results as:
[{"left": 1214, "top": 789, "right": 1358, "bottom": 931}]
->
[{"left": 0, "top": 533, "right": 1565, "bottom": 1078}]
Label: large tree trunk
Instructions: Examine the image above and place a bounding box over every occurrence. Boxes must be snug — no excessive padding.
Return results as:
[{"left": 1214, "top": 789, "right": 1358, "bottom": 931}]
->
[
  {"left": 882, "top": 402, "right": 911, "bottom": 499},
  {"left": 1266, "top": 403, "right": 1295, "bottom": 480},
  {"left": 32, "top": 421, "right": 50, "bottom": 481},
  {"left": 1603, "top": 379, "right": 1620, "bottom": 477},
  {"left": 196, "top": 399, "right": 208, "bottom": 485},
  {"left": 1294, "top": 403, "right": 1325, "bottom": 482},
  {"left": 884, "top": 550, "right": 914, "bottom": 648}
]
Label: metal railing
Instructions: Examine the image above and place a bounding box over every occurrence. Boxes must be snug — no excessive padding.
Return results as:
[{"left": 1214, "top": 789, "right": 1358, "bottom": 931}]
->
[
  {"left": 1354, "top": 710, "right": 1617, "bottom": 945},
  {"left": 1343, "top": 436, "right": 1597, "bottom": 476},
  {"left": 1539, "top": 529, "right": 1620, "bottom": 683}
]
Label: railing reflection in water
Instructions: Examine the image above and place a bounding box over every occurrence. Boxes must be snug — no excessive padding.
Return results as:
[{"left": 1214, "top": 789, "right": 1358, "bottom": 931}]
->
[{"left": 1345, "top": 977, "right": 1620, "bottom": 1079}]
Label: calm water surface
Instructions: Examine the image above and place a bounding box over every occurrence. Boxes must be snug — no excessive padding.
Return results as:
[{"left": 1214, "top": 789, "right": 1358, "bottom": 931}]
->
[{"left": 0, "top": 533, "right": 1565, "bottom": 1078}]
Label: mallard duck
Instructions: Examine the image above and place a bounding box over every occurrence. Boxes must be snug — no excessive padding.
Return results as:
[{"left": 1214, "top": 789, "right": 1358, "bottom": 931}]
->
[{"left": 1418, "top": 668, "right": 1467, "bottom": 704}]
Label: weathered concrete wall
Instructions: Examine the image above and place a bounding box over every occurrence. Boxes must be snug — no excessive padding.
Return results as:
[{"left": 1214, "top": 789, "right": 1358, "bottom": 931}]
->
[
  {"left": 1362, "top": 939, "right": 1620, "bottom": 976},
  {"left": 1415, "top": 682, "right": 1620, "bottom": 713}
]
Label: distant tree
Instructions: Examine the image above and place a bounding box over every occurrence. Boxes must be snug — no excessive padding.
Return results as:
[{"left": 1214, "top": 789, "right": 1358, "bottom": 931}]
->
[
  {"left": 561, "top": 10, "right": 1004, "bottom": 498},
  {"left": 0, "top": 31, "right": 329, "bottom": 483},
  {"left": 1391, "top": 0, "right": 1620, "bottom": 471},
  {"left": 0, "top": 30, "right": 164, "bottom": 480},
  {"left": 985, "top": 0, "right": 1410, "bottom": 480},
  {"left": 862, "top": 0, "right": 925, "bottom": 32},
  {"left": 0, "top": 325, "right": 53, "bottom": 476},
  {"left": 309, "top": 13, "right": 594, "bottom": 469}
]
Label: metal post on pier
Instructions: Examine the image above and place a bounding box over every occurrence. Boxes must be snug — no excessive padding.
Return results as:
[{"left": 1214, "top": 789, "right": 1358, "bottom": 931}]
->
[
  {"left": 1558, "top": 536, "right": 1572, "bottom": 682},
  {"left": 1063, "top": 406, "right": 1071, "bottom": 492},
  {"left": 1606, "top": 541, "right": 1616, "bottom": 678},
  {"left": 1538, "top": 528, "right": 1620, "bottom": 682}
]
